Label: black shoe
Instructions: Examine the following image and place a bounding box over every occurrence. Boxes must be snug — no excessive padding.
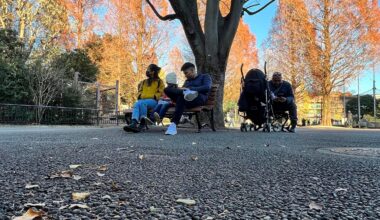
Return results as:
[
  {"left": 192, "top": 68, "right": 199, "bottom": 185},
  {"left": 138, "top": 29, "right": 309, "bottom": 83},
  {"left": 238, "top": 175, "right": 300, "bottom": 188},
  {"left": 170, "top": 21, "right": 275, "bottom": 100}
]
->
[
  {"left": 288, "top": 124, "right": 296, "bottom": 133},
  {"left": 138, "top": 118, "right": 147, "bottom": 131},
  {"left": 123, "top": 120, "right": 141, "bottom": 133}
]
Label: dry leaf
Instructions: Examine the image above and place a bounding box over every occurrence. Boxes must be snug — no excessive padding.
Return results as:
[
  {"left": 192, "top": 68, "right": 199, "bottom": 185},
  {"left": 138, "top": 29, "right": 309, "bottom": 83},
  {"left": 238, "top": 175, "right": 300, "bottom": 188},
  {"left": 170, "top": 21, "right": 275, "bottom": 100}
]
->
[
  {"left": 69, "top": 164, "right": 81, "bottom": 169},
  {"left": 25, "top": 184, "right": 39, "bottom": 189},
  {"left": 24, "top": 203, "right": 45, "bottom": 208},
  {"left": 176, "top": 199, "right": 196, "bottom": 205},
  {"left": 59, "top": 205, "right": 68, "bottom": 210},
  {"left": 73, "top": 175, "right": 82, "bottom": 180},
  {"left": 97, "top": 172, "right": 105, "bottom": 177},
  {"left": 111, "top": 181, "right": 121, "bottom": 191},
  {"left": 69, "top": 204, "right": 89, "bottom": 209},
  {"left": 264, "top": 144, "right": 270, "bottom": 147},
  {"left": 91, "top": 138, "right": 99, "bottom": 140},
  {"left": 191, "top": 156, "right": 198, "bottom": 161},
  {"left": 72, "top": 192, "right": 91, "bottom": 201},
  {"left": 159, "top": 139, "right": 164, "bottom": 141},
  {"left": 49, "top": 170, "right": 73, "bottom": 179},
  {"left": 309, "top": 201, "right": 323, "bottom": 210},
  {"left": 93, "top": 182, "right": 102, "bottom": 186},
  {"left": 102, "top": 195, "right": 112, "bottom": 200},
  {"left": 98, "top": 165, "right": 108, "bottom": 172},
  {"left": 138, "top": 154, "right": 145, "bottom": 160},
  {"left": 335, "top": 188, "right": 348, "bottom": 192},
  {"left": 150, "top": 206, "right": 157, "bottom": 212},
  {"left": 116, "top": 148, "right": 128, "bottom": 151},
  {"left": 14, "top": 208, "right": 44, "bottom": 220},
  {"left": 311, "top": 177, "right": 320, "bottom": 181},
  {"left": 192, "top": 142, "right": 196, "bottom": 145},
  {"left": 236, "top": 146, "right": 241, "bottom": 148}
]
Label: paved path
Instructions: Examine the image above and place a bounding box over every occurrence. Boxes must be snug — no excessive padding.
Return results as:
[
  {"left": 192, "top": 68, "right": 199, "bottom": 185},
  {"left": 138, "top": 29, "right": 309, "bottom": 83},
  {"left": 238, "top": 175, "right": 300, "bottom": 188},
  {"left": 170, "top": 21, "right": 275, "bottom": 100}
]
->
[{"left": 0, "top": 126, "right": 379, "bottom": 219}]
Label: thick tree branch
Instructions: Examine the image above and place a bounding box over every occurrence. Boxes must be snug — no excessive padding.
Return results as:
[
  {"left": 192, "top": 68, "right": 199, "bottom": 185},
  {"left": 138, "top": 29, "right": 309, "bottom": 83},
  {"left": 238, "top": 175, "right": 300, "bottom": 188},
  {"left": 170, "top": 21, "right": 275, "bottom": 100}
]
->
[
  {"left": 146, "top": 0, "right": 178, "bottom": 21},
  {"left": 243, "top": 0, "right": 276, "bottom": 16}
]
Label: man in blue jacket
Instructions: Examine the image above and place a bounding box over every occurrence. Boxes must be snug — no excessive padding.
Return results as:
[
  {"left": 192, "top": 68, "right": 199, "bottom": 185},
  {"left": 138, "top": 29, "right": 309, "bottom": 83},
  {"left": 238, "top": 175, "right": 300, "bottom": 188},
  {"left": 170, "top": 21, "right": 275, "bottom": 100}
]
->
[
  {"left": 164, "top": 62, "right": 212, "bottom": 135},
  {"left": 269, "top": 72, "right": 298, "bottom": 132}
]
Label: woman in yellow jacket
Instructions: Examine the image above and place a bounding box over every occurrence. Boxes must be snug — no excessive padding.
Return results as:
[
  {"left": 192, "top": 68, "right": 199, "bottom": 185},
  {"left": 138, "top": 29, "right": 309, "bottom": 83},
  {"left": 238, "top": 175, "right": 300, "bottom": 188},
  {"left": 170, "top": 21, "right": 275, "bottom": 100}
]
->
[{"left": 123, "top": 64, "right": 164, "bottom": 133}]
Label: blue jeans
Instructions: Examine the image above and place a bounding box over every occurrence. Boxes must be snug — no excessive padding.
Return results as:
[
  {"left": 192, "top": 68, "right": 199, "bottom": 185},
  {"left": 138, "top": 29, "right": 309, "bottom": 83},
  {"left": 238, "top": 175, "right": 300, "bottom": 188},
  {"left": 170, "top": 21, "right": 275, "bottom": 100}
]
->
[
  {"left": 132, "top": 99, "right": 157, "bottom": 121},
  {"left": 151, "top": 101, "right": 171, "bottom": 119}
]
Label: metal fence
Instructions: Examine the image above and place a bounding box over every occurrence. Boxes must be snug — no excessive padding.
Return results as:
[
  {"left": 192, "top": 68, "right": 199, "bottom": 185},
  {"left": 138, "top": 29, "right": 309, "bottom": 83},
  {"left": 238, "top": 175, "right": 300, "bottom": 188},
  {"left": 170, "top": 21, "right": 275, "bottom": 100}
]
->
[{"left": 0, "top": 103, "right": 124, "bottom": 125}]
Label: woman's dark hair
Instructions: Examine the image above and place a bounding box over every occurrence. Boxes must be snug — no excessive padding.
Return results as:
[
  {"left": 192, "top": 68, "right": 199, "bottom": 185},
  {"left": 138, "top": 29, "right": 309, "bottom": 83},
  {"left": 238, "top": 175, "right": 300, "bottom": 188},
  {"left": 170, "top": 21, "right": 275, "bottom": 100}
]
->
[
  {"left": 146, "top": 64, "right": 161, "bottom": 86},
  {"left": 147, "top": 64, "right": 161, "bottom": 79}
]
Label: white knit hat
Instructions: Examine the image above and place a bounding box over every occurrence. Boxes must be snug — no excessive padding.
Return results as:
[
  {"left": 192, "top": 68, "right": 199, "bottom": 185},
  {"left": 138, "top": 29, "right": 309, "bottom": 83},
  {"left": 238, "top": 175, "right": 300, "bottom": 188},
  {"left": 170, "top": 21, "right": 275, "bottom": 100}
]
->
[{"left": 166, "top": 72, "right": 178, "bottom": 85}]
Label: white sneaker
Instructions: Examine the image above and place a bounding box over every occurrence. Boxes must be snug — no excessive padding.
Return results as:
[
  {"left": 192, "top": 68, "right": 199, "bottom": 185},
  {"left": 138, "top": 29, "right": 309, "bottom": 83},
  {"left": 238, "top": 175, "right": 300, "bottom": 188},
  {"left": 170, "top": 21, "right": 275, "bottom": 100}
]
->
[
  {"left": 183, "top": 89, "right": 198, "bottom": 101},
  {"left": 165, "top": 122, "right": 177, "bottom": 135}
]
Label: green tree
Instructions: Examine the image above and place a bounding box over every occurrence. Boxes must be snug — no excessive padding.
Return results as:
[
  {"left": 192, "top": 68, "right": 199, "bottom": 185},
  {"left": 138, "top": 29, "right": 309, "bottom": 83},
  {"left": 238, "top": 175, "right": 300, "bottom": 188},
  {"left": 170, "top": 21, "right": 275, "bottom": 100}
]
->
[
  {"left": 346, "top": 95, "right": 380, "bottom": 116},
  {"left": 0, "top": 29, "right": 30, "bottom": 104},
  {"left": 54, "top": 49, "right": 99, "bottom": 82}
]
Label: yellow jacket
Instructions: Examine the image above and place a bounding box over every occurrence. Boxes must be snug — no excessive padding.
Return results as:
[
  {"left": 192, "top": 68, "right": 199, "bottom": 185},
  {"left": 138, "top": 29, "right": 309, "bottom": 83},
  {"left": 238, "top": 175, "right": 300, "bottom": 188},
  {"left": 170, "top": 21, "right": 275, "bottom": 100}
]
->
[{"left": 137, "top": 79, "right": 164, "bottom": 100}]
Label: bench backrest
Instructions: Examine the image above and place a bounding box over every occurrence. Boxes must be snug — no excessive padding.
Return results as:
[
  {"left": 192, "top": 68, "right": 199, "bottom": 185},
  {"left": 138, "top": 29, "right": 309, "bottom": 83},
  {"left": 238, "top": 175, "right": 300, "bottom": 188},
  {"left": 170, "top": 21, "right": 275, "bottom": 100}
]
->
[{"left": 205, "top": 84, "right": 219, "bottom": 106}]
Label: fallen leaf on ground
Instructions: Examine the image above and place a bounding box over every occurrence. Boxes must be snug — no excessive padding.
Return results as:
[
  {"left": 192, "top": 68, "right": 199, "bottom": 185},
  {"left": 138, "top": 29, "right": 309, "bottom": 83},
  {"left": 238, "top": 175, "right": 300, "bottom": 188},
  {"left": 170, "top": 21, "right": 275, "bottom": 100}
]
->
[
  {"left": 116, "top": 148, "right": 128, "bottom": 151},
  {"left": 311, "top": 177, "right": 320, "bottom": 181},
  {"left": 59, "top": 205, "right": 68, "bottom": 210},
  {"left": 264, "top": 144, "right": 270, "bottom": 147},
  {"left": 91, "top": 138, "right": 99, "bottom": 140},
  {"left": 69, "top": 204, "right": 90, "bottom": 209},
  {"left": 159, "top": 139, "right": 164, "bottom": 141},
  {"left": 111, "top": 181, "right": 121, "bottom": 191},
  {"left": 176, "top": 199, "right": 196, "bottom": 205},
  {"left": 73, "top": 175, "right": 82, "bottom": 180},
  {"left": 98, "top": 165, "right": 108, "bottom": 171},
  {"left": 280, "top": 145, "right": 287, "bottom": 148},
  {"left": 138, "top": 154, "right": 145, "bottom": 160},
  {"left": 149, "top": 206, "right": 157, "bottom": 212},
  {"left": 14, "top": 208, "right": 44, "bottom": 220},
  {"left": 191, "top": 156, "right": 198, "bottom": 161},
  {"left": 25, "top": 184, "right": 39, "bottom": 189},
  {"left": 206, "top": 217, "right": 214, "bottom": 220},
  {"left": 24, "top": 203, "right": 45, "bottom": 208},
  {"left": 309, "top": 201, "right": 323, "bottom": 210},
  {"left": 49, "top": 170, "right": 73, "bottom": 179},
  {"left": 335, "top": 188, "right": 348, "bottom": 192},
  {"left": 236, "top": 146, "right": 241, "bottom": 148},
  {"left": 72, "top": 192, "right": 91, "bottom": 201},
  {"left": 102, "top": 195, "right": 111, "bottom": 200},
  {"left": 192, "top": 142, "right": 196, "bottom": 145},
  {"left": 69, "top": 164, "right": 81, "bottom": 169},
  {"left": 284, "top": 160, "right": 291, "bottom": 163},
  {"left": 96, "top": 172, "right": 105, "bottom": 177}
]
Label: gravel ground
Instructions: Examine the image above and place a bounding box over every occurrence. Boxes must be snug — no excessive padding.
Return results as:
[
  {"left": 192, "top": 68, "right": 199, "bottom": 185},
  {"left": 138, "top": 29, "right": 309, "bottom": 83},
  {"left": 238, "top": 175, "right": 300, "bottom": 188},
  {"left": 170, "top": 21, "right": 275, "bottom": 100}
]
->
[{"left": 0, "top": 126, "right": 379, "bottom": 219}]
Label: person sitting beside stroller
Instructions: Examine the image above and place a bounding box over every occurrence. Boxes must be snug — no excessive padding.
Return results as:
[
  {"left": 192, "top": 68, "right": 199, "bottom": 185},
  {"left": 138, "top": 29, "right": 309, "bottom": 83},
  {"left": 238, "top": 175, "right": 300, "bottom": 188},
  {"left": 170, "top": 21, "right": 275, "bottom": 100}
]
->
[
  {"left": 123, "top": 64, "right": 164, "bottom": 133},
  {"left": 269, "top": 72, "right": 298, "bottom": 133},
  {"left": 164, "top": 62, "right": 212, "bottom": 135},
  {"left": 149, "top": 72, "right": 178, "bottom": 124}
]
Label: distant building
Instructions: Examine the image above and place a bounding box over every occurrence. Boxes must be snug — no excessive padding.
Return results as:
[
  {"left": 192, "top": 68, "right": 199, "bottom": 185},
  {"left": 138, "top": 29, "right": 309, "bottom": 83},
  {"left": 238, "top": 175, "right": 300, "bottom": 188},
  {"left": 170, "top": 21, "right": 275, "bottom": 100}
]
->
[{"left": 304, "top": 92, "right": 353, "bottom": 125}]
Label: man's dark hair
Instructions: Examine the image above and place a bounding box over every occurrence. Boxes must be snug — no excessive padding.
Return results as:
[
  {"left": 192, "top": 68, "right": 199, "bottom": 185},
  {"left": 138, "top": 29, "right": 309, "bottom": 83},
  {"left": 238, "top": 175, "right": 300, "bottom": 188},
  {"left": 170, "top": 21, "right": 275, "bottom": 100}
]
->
[{"left": 181, "top": 62, "right": 195, "bottom": 72}]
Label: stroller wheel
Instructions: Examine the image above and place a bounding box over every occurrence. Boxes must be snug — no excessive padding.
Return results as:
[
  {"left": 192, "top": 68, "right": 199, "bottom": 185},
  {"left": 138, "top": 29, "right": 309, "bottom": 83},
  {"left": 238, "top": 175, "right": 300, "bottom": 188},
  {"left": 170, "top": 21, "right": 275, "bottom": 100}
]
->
[
  {"left": 263, "top": 124, "right": 271, "bottom": 132},
  {"left": 249, "top": 124, "right": 254, "bottom": 131},
  {"left": 272, "top": 122, "right": 282, "bottom": 132},
  {"left": 240, "top": 123, "right": 247, "bottom": 132}
]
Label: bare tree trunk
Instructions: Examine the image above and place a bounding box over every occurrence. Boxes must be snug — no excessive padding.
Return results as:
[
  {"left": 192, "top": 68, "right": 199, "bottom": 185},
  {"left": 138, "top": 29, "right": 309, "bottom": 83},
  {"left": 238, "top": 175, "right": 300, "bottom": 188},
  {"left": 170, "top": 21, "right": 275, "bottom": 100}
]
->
[{"left": 321, "top": 94, "right": 332, "bottom": 126}]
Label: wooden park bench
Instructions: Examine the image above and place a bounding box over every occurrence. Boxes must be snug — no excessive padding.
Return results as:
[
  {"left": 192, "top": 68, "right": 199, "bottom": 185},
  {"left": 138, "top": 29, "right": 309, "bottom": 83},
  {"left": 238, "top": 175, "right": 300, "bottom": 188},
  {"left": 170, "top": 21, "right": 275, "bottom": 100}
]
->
[{"left": 123, "top": 84, "right": 219, "bottom": 132}]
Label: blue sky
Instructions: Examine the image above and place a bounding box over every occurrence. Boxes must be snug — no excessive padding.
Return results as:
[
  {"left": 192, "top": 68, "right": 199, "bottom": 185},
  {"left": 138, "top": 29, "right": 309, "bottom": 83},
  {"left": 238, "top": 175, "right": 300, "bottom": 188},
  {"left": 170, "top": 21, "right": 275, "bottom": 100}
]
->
[{"left": 243, "top": 1, "right": 379, "bottom": 95}]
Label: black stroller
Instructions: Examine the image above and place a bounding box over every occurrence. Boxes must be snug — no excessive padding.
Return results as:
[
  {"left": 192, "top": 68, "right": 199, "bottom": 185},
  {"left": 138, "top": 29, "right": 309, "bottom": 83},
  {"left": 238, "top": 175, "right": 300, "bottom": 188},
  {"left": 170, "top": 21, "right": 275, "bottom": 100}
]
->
[{"left": 238, "top": 64, "right": 290, "bottom": 132}]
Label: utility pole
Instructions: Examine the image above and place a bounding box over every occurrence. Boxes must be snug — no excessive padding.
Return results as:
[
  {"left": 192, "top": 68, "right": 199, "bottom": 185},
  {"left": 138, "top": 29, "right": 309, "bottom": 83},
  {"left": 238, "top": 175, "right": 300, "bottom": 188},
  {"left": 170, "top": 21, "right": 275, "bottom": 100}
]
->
[
  {"left": 343, "top": 79, "right": 346, "bottom": 122},
  {"left": 373, "top": 63, "right": 377, "bottom": 122},
  {"left": 358, "top": 75, "right": 361, "bottom": 128}
]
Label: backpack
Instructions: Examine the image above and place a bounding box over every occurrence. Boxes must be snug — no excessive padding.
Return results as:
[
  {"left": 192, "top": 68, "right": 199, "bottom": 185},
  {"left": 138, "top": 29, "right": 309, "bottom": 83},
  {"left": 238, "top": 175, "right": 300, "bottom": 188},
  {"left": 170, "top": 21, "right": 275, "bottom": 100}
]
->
[{"left": 243, "top": 69, "right": 266, "bottom": 101}]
